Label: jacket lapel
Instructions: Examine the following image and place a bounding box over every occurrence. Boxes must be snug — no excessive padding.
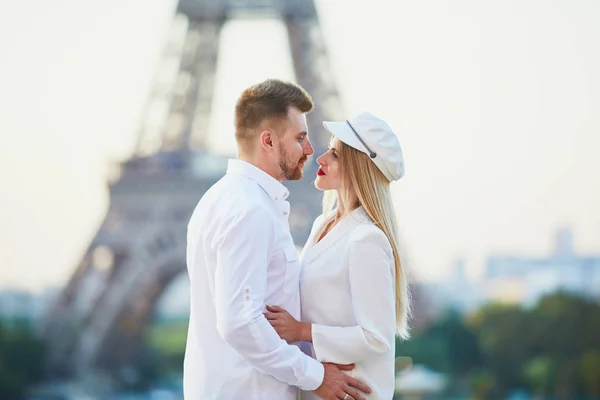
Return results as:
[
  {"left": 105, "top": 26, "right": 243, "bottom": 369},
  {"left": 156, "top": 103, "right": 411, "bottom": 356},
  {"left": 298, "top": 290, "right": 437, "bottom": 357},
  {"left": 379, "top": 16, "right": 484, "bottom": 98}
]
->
[{"left": 302, "top": 207, "right": 371, "bottom": 265}]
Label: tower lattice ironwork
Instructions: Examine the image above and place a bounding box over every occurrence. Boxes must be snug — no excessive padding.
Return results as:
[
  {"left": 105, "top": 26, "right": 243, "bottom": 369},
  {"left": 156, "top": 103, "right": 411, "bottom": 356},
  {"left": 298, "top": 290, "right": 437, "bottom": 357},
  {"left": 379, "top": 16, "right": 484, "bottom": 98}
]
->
[{"left": 41, "top": 0, "right": 343, "bottom": 381}]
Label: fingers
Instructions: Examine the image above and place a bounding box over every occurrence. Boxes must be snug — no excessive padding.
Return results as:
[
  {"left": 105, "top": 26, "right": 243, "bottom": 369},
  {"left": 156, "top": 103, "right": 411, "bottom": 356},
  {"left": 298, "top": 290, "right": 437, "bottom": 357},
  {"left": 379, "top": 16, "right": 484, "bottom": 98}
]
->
[
  {"left": 330, "top": 363, "right": 355, "bottom": 371},
  {"left": 266, "top": 304, "right": 285, "bottom": 312},
  {"left": 263, "top": 312, "right": 278, "bottom": 320},
  {"left": 264, "top": 313, "right": 285, "bottom": 328},
  {"left": 347, "top": 376, "right": 372, "bottom": 395},
  {"left": 344, "top": 385, "right": 366, "bottom": 400}
]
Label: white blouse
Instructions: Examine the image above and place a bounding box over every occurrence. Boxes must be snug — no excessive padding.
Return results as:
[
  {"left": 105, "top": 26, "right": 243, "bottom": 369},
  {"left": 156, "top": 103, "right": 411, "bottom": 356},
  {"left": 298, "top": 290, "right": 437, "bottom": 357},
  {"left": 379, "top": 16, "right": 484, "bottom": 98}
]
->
[{"left": 299, "top": 207, "right": 397, "bottom": 400}]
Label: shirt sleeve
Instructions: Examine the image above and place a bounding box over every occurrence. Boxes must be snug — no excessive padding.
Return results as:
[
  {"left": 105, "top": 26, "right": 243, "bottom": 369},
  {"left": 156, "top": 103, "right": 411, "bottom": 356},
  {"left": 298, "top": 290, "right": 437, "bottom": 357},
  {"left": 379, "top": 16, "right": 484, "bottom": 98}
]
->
[
  {"left": 311, "top": 228, "right": 397, "bottom": 364},
  {"left": 211, "top": 205, "right": 324, "bottom": 391}
]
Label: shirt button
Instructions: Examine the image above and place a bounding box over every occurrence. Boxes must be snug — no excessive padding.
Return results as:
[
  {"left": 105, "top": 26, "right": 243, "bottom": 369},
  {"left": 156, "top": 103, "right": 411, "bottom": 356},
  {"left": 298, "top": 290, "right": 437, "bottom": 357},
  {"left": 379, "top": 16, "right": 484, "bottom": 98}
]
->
[{"left": 283, "top": 211, "right": 288, "bottom": 216}]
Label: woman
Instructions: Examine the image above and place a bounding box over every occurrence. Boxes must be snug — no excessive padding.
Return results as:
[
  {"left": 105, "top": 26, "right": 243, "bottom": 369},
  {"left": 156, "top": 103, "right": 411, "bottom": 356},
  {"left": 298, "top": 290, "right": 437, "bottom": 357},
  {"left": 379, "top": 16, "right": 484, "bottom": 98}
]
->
[{"left": 265, "top": 111, "right": 411, "bottom": 399}]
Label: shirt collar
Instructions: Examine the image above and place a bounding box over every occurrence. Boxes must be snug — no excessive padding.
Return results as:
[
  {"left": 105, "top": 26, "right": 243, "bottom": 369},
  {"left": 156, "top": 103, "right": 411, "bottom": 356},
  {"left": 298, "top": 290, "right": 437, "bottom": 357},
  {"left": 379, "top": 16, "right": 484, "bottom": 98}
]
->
[{"left": 227, "top": 159, "right": 290, "bottom": 202}]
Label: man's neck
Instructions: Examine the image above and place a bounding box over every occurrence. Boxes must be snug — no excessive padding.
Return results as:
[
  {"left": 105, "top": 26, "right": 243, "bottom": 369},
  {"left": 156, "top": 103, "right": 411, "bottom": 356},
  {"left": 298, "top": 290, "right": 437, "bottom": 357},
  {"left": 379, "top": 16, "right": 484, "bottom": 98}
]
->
[{"left": 238, "top": 154, "right": 282, "bottom": 182}]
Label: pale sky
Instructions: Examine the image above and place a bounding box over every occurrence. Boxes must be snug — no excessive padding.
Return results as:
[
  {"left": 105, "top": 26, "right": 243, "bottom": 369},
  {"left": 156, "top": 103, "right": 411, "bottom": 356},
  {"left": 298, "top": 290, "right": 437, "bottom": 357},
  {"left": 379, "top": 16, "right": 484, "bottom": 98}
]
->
[{"left": 0, "top": 0, "right": 599, "bottom": 292}]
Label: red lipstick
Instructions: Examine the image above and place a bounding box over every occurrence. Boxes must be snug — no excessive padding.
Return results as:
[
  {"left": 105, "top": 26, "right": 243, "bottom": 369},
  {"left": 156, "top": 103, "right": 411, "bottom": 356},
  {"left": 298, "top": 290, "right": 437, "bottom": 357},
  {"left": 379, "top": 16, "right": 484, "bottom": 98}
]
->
[{"left": 317, "top": 169, "right": 326, "bottom": 176}]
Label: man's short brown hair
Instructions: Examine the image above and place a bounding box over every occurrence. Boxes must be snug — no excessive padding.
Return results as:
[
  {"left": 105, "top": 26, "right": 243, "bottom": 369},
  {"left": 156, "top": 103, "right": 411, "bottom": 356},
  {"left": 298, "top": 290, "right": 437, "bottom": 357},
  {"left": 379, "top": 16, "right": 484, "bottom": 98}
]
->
[{"left": 235, "top": 79, "right": 314, "bottom": 151}]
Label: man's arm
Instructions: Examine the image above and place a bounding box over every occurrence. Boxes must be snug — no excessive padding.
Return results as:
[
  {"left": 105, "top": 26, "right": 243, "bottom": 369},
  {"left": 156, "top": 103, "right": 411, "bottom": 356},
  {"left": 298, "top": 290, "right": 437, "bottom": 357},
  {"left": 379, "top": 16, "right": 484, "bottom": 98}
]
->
[{"left": 210, "top": 205, "right": 324, "bottom": 391}]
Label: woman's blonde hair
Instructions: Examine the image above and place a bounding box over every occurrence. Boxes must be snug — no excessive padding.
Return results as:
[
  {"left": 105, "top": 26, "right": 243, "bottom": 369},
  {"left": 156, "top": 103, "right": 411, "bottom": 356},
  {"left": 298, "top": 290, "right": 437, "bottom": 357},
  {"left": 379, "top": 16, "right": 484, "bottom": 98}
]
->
[{"left": 321, "top": 140, "right": 411, "bottom": 339}]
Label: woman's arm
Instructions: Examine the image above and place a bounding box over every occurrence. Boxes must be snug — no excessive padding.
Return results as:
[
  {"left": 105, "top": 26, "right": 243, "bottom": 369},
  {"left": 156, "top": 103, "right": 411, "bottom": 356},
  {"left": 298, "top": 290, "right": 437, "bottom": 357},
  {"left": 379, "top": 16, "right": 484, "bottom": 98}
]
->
[
  {"left": 310, "top": 229, "right": 397, "bottom": 364},
  {"left": 264, "top": 304, "right": 312, "bottom": 342},
  {"left": 266, "top": 229, "right": 397, "bottom": 365}
]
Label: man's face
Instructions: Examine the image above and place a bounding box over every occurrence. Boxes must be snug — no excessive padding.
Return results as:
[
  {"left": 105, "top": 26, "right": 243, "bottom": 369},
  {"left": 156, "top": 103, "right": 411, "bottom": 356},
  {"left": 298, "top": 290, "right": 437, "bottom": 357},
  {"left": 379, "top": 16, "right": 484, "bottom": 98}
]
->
[{"left": 276, "top": 107, "right": 314, "bottom": 181}]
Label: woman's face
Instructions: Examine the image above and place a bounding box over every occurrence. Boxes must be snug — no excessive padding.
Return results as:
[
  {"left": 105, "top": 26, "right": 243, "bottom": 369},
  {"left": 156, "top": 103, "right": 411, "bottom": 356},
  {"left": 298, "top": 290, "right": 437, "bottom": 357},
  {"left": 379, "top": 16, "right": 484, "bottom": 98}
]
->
[{"left": 314, "top": 137, "right": 341, "bottom": 191}]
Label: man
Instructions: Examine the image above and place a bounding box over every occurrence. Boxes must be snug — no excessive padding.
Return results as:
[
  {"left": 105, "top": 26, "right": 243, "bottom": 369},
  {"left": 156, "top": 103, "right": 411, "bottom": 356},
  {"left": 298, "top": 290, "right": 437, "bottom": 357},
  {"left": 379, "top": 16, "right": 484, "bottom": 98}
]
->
[{"left": 183, "top": 79, "right": 371, "bottom": 400}]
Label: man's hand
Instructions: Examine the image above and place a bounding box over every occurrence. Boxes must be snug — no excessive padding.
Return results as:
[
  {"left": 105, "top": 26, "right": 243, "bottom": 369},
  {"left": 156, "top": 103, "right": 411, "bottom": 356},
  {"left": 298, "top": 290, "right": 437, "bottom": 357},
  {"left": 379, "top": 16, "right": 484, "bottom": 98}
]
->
[
  {"left": 313, "top": 363, "right": 372, "bottom": 400},
  {"left": 264, "top": 305, "right": 311, "bottom": 342}
]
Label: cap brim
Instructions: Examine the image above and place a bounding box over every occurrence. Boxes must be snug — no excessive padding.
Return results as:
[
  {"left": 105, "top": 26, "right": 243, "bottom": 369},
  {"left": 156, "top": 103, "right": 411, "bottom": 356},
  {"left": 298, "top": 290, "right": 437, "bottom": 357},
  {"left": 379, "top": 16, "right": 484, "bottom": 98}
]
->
[{"left": 322, "top": 121, "right": 369, "bottom": 154}]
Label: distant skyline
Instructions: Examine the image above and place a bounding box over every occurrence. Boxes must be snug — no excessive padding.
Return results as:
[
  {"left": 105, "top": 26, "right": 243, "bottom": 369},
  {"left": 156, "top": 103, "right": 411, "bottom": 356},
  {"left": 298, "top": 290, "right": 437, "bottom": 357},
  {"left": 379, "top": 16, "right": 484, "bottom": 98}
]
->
[{"left": 1, "top": 0, "right": 599, "bottom": 292}]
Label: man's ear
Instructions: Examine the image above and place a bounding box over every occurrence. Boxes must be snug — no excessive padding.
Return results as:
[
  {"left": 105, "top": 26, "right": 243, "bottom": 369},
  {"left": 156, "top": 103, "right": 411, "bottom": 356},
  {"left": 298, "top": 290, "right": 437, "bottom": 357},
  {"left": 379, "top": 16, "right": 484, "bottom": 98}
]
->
[{"left": 259, "top": 130, "right": 274, "bottom": 151}]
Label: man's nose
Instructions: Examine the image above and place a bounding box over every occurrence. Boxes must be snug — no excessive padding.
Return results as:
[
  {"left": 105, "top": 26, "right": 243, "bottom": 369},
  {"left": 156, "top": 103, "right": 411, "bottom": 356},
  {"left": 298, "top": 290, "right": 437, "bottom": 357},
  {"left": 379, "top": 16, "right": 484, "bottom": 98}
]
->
[{"left": 304, "top": 139, "right": 315, "bottom": 156}]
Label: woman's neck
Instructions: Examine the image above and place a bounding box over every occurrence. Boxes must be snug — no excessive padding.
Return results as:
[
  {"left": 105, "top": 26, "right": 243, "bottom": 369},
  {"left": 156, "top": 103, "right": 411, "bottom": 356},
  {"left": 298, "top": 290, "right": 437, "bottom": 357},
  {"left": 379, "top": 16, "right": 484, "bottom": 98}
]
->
[
  {"left": 316, "top": 192, "right": 357, "bottom": 243},
  {"left": 334, "top": 191, "right": 359, "bottom": 220}
]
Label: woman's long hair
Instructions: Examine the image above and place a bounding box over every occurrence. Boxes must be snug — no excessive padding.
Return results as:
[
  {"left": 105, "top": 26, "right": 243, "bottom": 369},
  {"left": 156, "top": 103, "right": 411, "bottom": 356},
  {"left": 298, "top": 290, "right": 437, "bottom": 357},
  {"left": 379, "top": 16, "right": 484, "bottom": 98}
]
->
[{"left": 321, "top": 140, "right": 411, "bottom": 339}]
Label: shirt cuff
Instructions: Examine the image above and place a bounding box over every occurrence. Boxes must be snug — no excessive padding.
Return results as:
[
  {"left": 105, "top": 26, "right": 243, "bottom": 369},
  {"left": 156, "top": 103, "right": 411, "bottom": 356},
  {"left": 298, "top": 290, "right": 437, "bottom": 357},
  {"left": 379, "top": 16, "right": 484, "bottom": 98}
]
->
[
  {"left": 297, "top": 356, "right": 324, "bottom": 391},
  {"left": 312, "top": 323, "right": 340, "bottom": 363}
]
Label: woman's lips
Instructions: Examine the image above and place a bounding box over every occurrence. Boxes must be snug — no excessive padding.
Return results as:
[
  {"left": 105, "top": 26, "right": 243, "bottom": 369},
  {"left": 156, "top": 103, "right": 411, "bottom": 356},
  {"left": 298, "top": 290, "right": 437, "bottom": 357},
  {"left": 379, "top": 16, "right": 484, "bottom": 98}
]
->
[{"left": 317, "top": 169, "right": 326, "bottom": 176}]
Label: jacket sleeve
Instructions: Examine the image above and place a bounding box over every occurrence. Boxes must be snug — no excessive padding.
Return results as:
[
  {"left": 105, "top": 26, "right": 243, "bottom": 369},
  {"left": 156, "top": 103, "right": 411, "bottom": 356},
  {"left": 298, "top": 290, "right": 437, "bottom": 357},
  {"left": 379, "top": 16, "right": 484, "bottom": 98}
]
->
[
  {"left": 211, "top": 206, "right": 324, "bottom": 390},
  {"left": 311, "top": 228, "right": 397, "bottom": 364}
]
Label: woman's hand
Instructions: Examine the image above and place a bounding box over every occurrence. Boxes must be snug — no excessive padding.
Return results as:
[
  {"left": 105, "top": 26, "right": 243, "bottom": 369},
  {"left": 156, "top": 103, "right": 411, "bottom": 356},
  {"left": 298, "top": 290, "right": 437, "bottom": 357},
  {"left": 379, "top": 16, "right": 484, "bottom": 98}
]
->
[{"left": 264, "top": 305, "right": 312, "bottom": 343}]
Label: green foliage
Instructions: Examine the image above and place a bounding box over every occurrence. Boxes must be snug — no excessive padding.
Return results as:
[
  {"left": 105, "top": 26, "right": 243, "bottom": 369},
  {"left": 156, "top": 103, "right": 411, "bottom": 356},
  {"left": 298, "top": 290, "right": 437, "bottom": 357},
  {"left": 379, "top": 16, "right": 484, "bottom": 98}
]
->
[
  {"left": 103, "top": 319, "right": 188, "bottom": 391},
  {"left": 398, "top": 309, "right": 483, "bottom": 374},
  {"left": 397, "top": 309, "right": 484, "bottom": 397},
  {"left": 0, "top": 319, "right": 47, "bottom": 400},
  {"left": 469, "top": 368, "right": 496, "bottom": 400},
  {"left": 523, "top": 356, "right": 558, "bottom": 396},
  {"left": 146, "top": 320, "right": 188, "bottom": 356},
  {"left": 580, "top": 349, "right": 600, "bottom": 397},
  {"left": 397, "top": 292, "right": 600, "bottom": 399},
  {"left": 144, "top": 320, "right": 188, "bottom": 375},
  {"left": 468, "top": 303, "right": 532, "bottom": 395}
]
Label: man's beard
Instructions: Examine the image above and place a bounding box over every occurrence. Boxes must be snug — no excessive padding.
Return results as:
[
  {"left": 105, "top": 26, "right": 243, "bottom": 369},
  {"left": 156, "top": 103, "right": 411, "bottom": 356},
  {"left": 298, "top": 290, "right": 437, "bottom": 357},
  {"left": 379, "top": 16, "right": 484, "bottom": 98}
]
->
[{"left": 279, "top": 143, "right": 307, "bottom": 181}]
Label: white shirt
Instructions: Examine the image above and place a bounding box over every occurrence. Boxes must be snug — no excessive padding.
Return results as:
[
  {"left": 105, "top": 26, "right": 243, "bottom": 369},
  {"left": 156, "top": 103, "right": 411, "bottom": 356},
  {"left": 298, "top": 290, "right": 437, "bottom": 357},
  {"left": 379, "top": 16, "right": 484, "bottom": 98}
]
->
[
  {"left": 299, "top": 207, "right": 397, "bottom": 400},
  {"left": 183, "top": 159, "right": 324, "bottom": 400}
]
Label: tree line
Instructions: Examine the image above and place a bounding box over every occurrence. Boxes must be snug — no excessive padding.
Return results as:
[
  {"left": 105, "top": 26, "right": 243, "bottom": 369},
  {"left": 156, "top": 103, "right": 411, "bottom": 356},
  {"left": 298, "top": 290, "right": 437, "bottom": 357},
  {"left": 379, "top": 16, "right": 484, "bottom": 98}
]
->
[{"left": 397, "top": 291, "right": 600, "bottom": 399}]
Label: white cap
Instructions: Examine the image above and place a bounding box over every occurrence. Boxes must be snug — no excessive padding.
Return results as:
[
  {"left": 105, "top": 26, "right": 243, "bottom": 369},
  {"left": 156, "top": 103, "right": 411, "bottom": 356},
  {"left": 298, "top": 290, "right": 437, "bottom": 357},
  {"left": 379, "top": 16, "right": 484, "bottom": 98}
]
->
[{"left": 322, "top": 111, "right": 405, "bottom": 182}]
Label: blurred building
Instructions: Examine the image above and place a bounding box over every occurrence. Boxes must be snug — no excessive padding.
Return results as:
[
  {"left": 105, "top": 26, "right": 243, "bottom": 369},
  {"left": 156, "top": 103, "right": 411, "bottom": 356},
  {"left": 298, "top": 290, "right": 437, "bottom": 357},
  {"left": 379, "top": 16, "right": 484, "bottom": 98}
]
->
[
  {"left": 416, "top": 228, "right": 600, "bottom": 316},
  {"left": 483, "top": 228, "right": 600, "bottom": 307},
  {"left": 413, "top": 259, "right": 484, "bottom": 320}
]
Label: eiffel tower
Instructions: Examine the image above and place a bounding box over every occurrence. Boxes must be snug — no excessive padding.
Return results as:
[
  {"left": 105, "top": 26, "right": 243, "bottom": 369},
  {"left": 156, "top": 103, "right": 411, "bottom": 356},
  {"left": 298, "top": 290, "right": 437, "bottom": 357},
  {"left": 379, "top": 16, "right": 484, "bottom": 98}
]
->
[{"left": 41, "top": 0, "right": 343, "bottom": 382}]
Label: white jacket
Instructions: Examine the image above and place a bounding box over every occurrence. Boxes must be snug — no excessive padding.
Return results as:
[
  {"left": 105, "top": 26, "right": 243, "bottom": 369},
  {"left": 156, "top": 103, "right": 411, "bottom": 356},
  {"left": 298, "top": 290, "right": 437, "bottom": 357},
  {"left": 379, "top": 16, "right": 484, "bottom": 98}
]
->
[{"left": 299, "top": 206, "right": 397, "bottom": 400}]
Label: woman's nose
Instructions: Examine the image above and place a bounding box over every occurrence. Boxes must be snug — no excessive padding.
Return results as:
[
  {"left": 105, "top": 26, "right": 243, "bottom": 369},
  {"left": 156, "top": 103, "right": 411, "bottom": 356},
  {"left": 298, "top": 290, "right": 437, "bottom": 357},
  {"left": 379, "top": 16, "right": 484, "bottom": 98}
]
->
[{"left": 316, "top": 153, "right": 326, "bottom": 166}]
